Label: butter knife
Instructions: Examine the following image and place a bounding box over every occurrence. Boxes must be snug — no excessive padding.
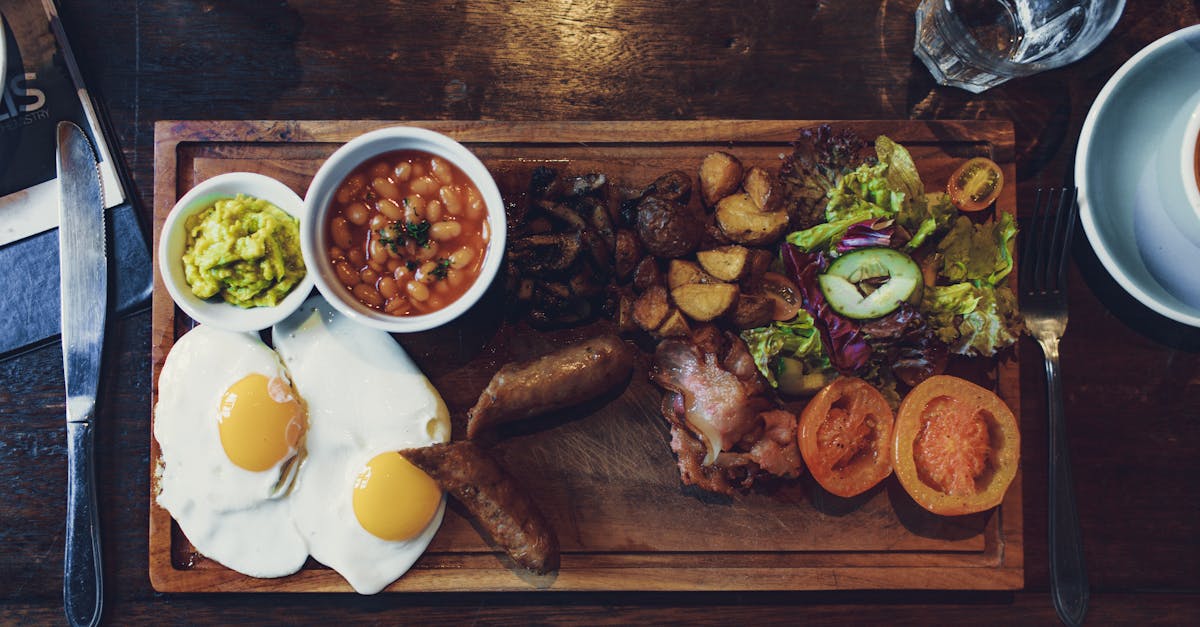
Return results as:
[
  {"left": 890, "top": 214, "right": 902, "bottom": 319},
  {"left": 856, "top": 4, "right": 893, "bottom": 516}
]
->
[{"left": 58, "top": 121, "right": 106, "bottom": 627}]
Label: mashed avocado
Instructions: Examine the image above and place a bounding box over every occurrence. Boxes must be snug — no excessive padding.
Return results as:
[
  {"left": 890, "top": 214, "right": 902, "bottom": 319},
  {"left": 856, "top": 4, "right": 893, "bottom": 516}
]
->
[{"left": 182, "top": 194, "right": 306, "bottom": 307}]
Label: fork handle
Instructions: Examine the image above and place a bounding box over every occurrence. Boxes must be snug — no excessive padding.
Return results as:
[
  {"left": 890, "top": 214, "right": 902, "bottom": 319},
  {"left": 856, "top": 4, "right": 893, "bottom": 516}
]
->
[{"left": 1042, "top": 340, "right": 1088, "bottom": 626}]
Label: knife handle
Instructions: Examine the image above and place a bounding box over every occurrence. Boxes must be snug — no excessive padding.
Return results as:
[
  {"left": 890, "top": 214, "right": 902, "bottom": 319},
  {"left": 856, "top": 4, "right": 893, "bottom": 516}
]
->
[{"left": 64, "top": 421, "right": 103, "bottom": 627}]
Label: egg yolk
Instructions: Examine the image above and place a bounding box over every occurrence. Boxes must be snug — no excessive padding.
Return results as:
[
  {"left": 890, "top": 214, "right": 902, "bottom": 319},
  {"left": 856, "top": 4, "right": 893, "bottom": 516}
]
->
[
  {"left": 217, "top": 374, "right": 306, "bottom": 472},
  {"left": 352, "top": 452, "right": 441, "bottom": 542}
]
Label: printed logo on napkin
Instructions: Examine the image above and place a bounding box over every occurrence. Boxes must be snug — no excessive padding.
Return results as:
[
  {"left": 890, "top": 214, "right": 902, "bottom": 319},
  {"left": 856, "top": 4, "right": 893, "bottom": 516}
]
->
[{"left": 0, "top": 1, "right": 124, "bottom": 248}]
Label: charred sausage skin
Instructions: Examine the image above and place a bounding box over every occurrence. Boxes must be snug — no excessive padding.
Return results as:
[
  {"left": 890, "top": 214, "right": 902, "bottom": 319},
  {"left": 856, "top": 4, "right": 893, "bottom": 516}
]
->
[
  {"left": 399, "top": 441, "right": 560, "bottom": 574},
  {"left": 467, "top": 334, "right": 634, "bottom": 438}
]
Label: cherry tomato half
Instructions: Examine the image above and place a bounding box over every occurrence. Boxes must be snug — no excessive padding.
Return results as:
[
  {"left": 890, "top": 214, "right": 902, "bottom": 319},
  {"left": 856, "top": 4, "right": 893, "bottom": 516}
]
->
[
  {"left": 761, "top": 271, "right": 803, "bottom": 321},
  {"left": 798, "top": 377, "right": 894, "bottom": 498},
  {"left": 892, "top": 375, "right": 1019, "bottom": 516},
  {"left": 947, "top": 157, "right": 1004, "bottom": 213}
]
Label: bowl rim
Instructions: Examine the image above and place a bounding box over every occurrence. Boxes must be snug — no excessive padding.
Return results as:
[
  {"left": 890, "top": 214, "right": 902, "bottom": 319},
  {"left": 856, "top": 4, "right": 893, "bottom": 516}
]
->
[
  {"left": 300, "top": 126, "right": 506, "bottom": 333},
  {"left": 1076, "top": 23, "right": 1200, "bottom": 328},
  {"left": 158, "top": 172, "right": 314, "bottom": 332}
]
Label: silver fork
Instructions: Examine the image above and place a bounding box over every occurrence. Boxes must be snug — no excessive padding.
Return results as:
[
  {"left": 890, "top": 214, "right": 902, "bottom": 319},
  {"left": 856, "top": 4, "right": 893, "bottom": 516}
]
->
[{"left": 1020, "top": 188, "right": 1087, "bottom": 626}]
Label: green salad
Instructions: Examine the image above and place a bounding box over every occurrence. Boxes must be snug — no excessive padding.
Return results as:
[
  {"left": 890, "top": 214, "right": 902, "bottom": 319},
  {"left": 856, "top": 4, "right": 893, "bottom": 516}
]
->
[{"left": 741, "top": 127, "right": 1022, "bottom": 401}]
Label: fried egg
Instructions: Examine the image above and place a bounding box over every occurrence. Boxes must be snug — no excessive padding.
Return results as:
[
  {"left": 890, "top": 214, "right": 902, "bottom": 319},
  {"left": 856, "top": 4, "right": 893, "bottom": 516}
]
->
[
  {"left": 273, "top": 295, "right": 450, "bottom": 594},
  {"left": 153, "top": 325, "right": 308, "bottom": 578}
]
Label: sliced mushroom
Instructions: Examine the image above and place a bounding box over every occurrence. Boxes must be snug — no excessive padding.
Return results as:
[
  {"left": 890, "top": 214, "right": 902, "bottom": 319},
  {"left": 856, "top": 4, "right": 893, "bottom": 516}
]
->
[
  {"left": 508, "top": 232, "right": 583, "bottom": 274},
  {"left": 645, "top": 170, "right": 693, "bottom": 204}
]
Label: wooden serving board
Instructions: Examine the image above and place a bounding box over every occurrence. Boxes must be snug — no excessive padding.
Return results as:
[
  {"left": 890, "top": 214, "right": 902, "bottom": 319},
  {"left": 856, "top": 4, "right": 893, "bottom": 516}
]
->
[{"left": 150, "top": 120, "right": 1022, "bottom": 593}]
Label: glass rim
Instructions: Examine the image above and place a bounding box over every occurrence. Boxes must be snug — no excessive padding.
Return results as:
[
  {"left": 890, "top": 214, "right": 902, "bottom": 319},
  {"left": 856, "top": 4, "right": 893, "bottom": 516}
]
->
[{"left": 924, "top": 0, "right": 1127, "bottom": 78}]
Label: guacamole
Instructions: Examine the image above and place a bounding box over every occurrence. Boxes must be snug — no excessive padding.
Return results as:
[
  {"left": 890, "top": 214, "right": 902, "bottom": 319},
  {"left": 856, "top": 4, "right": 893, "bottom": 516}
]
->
[{"left": 182, "top": 194, "right": 306, "bottom": 307}]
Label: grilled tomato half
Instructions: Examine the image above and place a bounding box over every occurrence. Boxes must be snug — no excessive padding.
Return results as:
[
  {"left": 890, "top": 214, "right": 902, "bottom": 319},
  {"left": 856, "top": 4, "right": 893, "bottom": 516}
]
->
[
  {"left": 892, "top": 375, "right": 1019, "bottom": 516},
  {"left": 798, "top": 377, "right": 895, "bottom": 498}
]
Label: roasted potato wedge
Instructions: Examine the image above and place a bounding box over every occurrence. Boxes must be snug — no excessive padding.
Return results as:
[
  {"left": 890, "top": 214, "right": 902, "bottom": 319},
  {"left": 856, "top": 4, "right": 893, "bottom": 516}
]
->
[
  {"left": 633, "top": 285, "right": 672, "bottom": 332},
  {"left": 671, "top": 283, "right": 739, "bottom": 322},
  {"left": 632, "top": 256, "right": 663, "bottom": 292},
  {"left": 696, "top": 245, "right": 751, "bottom": 282},
  {"left": 666, "top": 259, "right": 717, "bottom": 289},
  {"left": 699, "top": 151, "right": 743, "bottom": 206},
  {"left": 715, "top": 193, "right": 790, "bottom": 246},
  {"left": 656, "top": 308, "right": 692, "bottom": 338},
  {"left": 616, "top": 290, "right": 639, "bottom": 334},
  {"left": 742, "top": 166, "right": 781, "bottom": 212},
  {"left": 742, "top": 248, "right": 776, "bottom": 287},
  {"left": 728, "top": 292, "right": 774, "bottom": 329},
  {"left": 613, "top": 229, "right": 643, "bottom": 281}
]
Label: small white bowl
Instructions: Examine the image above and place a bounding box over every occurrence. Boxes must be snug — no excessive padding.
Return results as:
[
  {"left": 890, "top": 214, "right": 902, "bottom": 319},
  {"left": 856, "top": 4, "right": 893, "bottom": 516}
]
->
[
  {"left": 301, "top": 126, "right": 506, "bottom": 333},
  {"left": 158, "top": 172, "right": 314, "bottom": 332}
]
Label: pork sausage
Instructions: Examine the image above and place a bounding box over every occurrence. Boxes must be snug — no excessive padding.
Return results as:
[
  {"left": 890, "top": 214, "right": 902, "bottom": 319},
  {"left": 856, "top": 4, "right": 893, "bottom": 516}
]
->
[
  {"left": 399, "top": 441, "right": 560, "bottom": 574},
  {"left": 467, "top": 334, "right": 634, "bottom": 438}
]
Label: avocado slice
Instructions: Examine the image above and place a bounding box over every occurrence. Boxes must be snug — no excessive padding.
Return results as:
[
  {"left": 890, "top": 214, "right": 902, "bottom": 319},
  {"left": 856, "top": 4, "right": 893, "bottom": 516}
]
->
[
  {"left": 817, "top": 247, "right": 923, "bottom": 320},
  {"left": 776, "top": 357, "right": 837, "bottom": 396}
]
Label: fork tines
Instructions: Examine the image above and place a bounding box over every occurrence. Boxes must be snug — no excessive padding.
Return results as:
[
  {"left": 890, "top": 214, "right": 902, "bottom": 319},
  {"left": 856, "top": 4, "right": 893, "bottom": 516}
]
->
[{"left": 1021, "top": 187, "right": 1079, "bottom": 294}]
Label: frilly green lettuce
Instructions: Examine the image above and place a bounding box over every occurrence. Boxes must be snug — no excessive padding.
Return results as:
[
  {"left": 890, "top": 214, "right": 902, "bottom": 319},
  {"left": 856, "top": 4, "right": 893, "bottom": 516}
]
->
[
  {"left": 789, "top": 135, "right": 957, "bottom": 254},
  {"left": 937, "top": 211, "right": 1017, "bottom": 286},
  {"left": 825, "top": 161, "right": 902, "bottom": 222},
  {"left": 922, "top": 282, "right": 1022, "bottom": 356},
  {"left": 740, "top": 311, "right": 833, "bottom": 387},
  {"left": 785, "top": 209, "right": 878, "bottom": 253},
  {"left": 899, "top": 192, "right": 957, "bottom": 251}
]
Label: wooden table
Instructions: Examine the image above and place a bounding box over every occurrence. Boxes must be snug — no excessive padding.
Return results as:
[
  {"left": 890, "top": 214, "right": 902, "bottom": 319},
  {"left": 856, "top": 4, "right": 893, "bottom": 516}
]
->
[{"left": 2, "top": 1, "right": 1198, "bottom": 623}]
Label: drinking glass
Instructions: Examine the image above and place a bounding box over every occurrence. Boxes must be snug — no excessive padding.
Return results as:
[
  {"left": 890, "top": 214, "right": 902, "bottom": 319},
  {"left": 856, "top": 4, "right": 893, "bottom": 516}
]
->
[{"left": 915, "top": 0, "right": 1126, "bottom": 93}]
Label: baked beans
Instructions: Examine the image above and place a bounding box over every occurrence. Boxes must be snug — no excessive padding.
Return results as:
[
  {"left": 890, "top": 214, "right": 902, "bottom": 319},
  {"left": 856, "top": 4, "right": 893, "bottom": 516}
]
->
[{"left": 326, "top": 150, "right": 488, "bottom": 315}]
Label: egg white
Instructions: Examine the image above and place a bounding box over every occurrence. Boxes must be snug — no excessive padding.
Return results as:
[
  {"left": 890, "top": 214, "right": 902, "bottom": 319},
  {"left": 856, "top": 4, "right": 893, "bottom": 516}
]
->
[
  {"left": 153, "top": 325, "right": 308, "bottom": 578},
  {"left": 273, "top": 295, "right": 450, "bottom": 594}
]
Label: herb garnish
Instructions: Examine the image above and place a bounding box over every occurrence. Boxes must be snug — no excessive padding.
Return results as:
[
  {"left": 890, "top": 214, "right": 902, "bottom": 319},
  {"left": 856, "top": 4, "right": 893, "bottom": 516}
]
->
[
  {"left": 378, "top": 226, "right": 404, "bottom": 252},
  {"left": 376, "top": 219, "right": 432, "bottom": 253},
  {"left": 431, "top": 258, "right": 452, "bottom": 280},
  {"left": 404, "top": 221, "right": 431, "bottom": 248}
]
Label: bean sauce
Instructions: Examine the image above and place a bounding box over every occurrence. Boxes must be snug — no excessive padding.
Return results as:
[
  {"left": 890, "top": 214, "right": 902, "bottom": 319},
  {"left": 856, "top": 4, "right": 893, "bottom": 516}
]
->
[{"left": 326, "top": 150, "right": 489, "bottom": 315}]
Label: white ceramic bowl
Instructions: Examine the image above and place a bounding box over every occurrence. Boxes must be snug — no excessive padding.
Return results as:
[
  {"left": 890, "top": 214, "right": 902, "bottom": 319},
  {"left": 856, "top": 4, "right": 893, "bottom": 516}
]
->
[
  {"left": 1077, "top": 24, "right": 1200, "bottom": 327},
  {"left": 301, "top": 126, "right": 505, "bottom": 333},
  {"left": 158, "top": 172, "right": 314, "bottom": 331}
]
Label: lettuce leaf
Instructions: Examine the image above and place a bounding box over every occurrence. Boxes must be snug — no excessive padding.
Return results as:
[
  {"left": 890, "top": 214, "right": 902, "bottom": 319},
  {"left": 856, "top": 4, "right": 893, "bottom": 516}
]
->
[
  {"left": 922, "top": 283, "right": 1023, "bottom": 356},
  {"left": 778, "top": 125, "right": 871, "bottom": 230},
  {"left": 937, "top": 212, "right": 1018, "bottom": 286},
  {"left": 740, "top": 311, "right": 832, "bottom": 388},
  {"left": 899, "top": 192, "right": 957, "bottom": 251},
  {"left": 836, "top": 218, "right": 895, "bottom": 254},
  {"left": 785, "top": 209, "right": 878, "bottom": 253},
  {"left": 781, "top": 244, "right": 872, "bottom": 373},
  {"left": 876, "top": 135, "right": 924, "bottom": 205},
  {"left": 788, "top": 135, "right": 949, "bottom": 255},
  {"left": 825, "top": 161, "right": 903, "bottom": 222}
]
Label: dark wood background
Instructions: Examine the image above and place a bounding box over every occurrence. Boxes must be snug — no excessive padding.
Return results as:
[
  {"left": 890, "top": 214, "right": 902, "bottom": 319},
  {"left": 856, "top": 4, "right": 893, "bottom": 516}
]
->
[{"left": 2, "top": 0, "right": 1198, "bottom": 624}]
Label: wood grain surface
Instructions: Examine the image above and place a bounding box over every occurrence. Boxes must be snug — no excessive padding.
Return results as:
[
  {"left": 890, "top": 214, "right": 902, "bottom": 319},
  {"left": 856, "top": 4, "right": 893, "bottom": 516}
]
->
[
  {"left": 2, "top": 0, "right": 1198, "bottom": 623},
  {"left": 150, "top": 120, "right": 1020, "bottom": 593}
]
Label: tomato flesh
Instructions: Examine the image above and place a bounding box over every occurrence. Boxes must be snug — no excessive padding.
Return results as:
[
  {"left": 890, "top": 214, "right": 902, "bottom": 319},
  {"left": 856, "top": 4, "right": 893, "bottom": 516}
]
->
[
  {"left": 799, "top": 378, "right": 894, "bottom": 498},
  {"left": 892, "top": 375, "right": 1019, "bottom": 516},
  {"left": 913, "top": 396, "right": 989, "bottom": 497},
  {"left": 761, "top": 272, "right": 802, "bottom": 321},
  {"left": 947, "top": 157, "right": 1003, "bottom": 213},
  {"left": 818, "top": 404, "right": 875, "bottom": 470}
]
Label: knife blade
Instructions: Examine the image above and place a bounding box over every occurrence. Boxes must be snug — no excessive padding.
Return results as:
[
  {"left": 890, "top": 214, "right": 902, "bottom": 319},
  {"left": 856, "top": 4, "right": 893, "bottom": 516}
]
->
[{"left": 57, "top": 120, "right": 106, "bottom": 627}]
